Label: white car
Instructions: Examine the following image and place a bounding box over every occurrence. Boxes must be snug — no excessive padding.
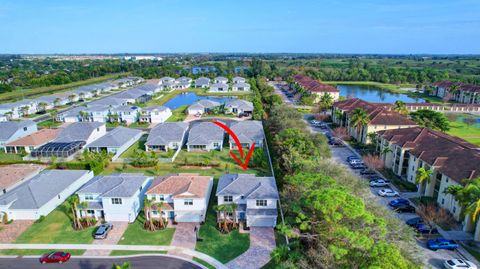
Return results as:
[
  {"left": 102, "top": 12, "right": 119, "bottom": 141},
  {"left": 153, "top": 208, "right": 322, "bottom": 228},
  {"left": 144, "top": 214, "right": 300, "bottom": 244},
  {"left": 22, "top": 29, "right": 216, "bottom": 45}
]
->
[
  {"left": 310, "top": 120, "right": 319, "bottom": 124},
  {"left": 369, "top": 180, "right": 389, "bottom": 187},
  {"left": 444, "top": 259, "right": 477, "bottom": 269},
  {"left": 378, "top": 188, "right": 399, "bottom": 197}
]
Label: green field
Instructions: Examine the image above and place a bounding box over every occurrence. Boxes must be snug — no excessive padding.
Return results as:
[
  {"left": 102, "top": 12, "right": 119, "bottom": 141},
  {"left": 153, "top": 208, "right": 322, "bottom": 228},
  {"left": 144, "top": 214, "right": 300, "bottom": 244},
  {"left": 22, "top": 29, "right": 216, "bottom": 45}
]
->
[
  {"left": 446, "top": 114, "right": 480, "bottom": 145},
  {"left": 118, "top": 214, "right": 175, "bottom": 246},
  {"left": 166, "top": 105, "right": 188, "bottom": 122}
]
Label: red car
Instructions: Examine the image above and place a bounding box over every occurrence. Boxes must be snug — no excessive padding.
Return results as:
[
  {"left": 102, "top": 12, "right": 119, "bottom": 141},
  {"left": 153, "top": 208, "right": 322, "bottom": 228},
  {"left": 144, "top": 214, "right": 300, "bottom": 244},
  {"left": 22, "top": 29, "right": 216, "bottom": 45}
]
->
[{"left": 39, "top": 251, "right": 71, "bottom": 264}]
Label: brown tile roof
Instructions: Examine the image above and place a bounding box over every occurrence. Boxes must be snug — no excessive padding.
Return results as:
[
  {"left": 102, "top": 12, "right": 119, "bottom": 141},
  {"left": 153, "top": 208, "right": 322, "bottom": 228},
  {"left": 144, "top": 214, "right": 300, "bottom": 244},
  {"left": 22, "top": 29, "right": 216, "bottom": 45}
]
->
[
  {"left": 293, "top": 75, "right": 338, "bottom": 93},
  {"left": 6, "top": 129, "right": 60, "bottom": 147},
  {"left": 147, "top": 173, "right": 212, "bottom": 199},
  {"left": 433, "top": 81, "right": 480, "bottom": 93},
  {"left": 379, "top": 127, "right": 480, "bottom": 184},
  {"left": 0, "top": 164, "right": 46, "bottom": 191}
]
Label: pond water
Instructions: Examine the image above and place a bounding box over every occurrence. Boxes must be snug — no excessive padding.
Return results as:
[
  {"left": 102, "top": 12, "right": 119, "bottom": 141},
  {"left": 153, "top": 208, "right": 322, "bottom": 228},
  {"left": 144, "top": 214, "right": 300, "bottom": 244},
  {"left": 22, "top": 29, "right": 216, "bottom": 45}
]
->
[
  {"left": 338, "top": 84, "right": 425, "bottom": 103},
  {"left": 163, "top": 92, "right": 236, "bottom": 109}
]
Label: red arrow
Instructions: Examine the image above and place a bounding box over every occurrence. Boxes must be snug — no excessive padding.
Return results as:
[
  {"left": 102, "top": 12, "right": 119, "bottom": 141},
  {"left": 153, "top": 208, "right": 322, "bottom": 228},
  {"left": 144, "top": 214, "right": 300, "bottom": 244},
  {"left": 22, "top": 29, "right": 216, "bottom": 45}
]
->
[{"left": 213, "top": 121, "right": 255, "bottom": 170}]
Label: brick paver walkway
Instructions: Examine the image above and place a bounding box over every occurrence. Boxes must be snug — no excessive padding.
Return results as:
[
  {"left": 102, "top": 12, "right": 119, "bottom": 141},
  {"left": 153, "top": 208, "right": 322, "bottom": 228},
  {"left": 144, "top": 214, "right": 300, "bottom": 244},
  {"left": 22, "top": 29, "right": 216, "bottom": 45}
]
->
[
  {"left": 227, "top": 227, "right": 276, "bottom": 269},
  {"left": 83, "top": 222, "right": 129, "bottom": 256},
  {"left": 168, "top": 222, "right": 198, "bottom": 259},
  {"left": 0, "top": 220, "right": 34, "bottom": 243}
]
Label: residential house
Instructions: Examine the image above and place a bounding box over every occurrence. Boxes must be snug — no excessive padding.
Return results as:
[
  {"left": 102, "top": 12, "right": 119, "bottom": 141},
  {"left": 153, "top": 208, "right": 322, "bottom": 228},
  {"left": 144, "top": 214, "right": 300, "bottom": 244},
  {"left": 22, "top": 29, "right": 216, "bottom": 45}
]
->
[
  {"left": 0, "top": 99, "right": 38, "bottom": 119},
  {"left": 145, "top": 173, "right": 213, "bottom": 222},
  {"left": 139, "top": 106, "right": 172, "bottom": 123},
  {"left": 0, "top": 121, "right": 37, "bottom": 149},
  {"left": 228, "top": 121, "right": 264, "bottom": 149},
  {"left": 224, "top": 99, "right": 253, "bottom": 116},
  {"left": 293, "top": 74, "right": 340, "bottom": 102},
  {"left": 160, "top": 77, "right": 176, "bottom": 85},
  {"left": 145, "top": 122, "right": 189, "bottom": 152},
  {"left": 56, "top": 106, "right": 85, "bottom": 123},
  {"left": 186, "top": 122, "right": 224, "bottom": 152},
  {"left": 332, "top": 98, "right": 417, "bottom": 144},
  {"left": 0, "top": 164, "right": 45, "bottom": 195},
  {"left": 213, "top": 77, "right": 228, "bottom": 84},
  {"left": 110, "top": 106, "right": 141, "bottom": 124},
  {"left": 378, "top": 127, "right": 480, "bottom": 240},
  {"left": 209, "top": 83, "right": 229, "bottom": 92},
  {"left": 83, "top": 105, "right": 110, "bottom": 122},
  {"left": 0, "top": 170, "right": 94, "bottom": 221},
  {"left": 432, "top": 81, "right": 480, "bottom": 104},
  {"left": 195, "top": 77, "right": 211, "bottom": 88},
  {"left": 112, "top": 89, "right": 152, "bottom": 104},
  {"left": 233, "top": 76, "right": 246, "bottom": 84},
  {"left": 54, "top": 122, "right": 106, "bottom": 145},
  {"left": 4, "top": 128, "right": 61, "bottom": 154},
  {"left": 76, "top": 173, "right": 152, "bottom": 223},
  {"left": 187, "top": 100, "right": 221, "bottom": 115},
  {"left": 177, "top": 77, "right": 193, "bottom": 86},
  {"left": 232, "top": 82, "right": 251, "bottom": 92},
  {"left": 216, "top": 174, "right": 279, "bottom": 227},
  {"left": 34, "top": 95, "right": 67, "bottom": 110},
  {"left": 86, "top": 127, "right": 143, "bottom": 160}
]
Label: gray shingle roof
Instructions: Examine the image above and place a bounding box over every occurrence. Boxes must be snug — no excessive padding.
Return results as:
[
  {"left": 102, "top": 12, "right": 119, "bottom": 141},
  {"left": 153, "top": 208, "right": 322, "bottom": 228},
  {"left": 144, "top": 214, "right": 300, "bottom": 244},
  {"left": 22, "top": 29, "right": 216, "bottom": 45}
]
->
[
  {"left": 229, "top": 121, "right": 264, "bottom": 144},
  {"left": 89, "top": 97, "right": 126, "bottom": 107},
  {"left": 195, "top": 77, "right": 210, "bottom": 86},
  {"left": 0, "top": 99, "right": 36, "bottom": 110},
  {"left": 111, "top": 105, "right": 140, "bottom": 113},
  {"left": 0, "top": 170, "right": 91, "bottom": 209},
  {"left": 217, "top": 174, "right": 279, "bottom": 199},
  {"left": 0, "top": 120, "right": 36, "bottom": 140},
  {"left": 187, "top": 122, "right": 224, "bottom": 145},
  {"left": 214, "top": 77, "right": 228, "bottom": 82},
  {"left": 233, "top": 76, "right": 246, "bottom": 82},
  {"left": 143, "top": 106, "right": 169, "bottom": 112},
  {"left": 77, "top": 174, "right": 150, "bottom": 198},
  {"left": 225, "top": 99, "right": 253, "bottom": 111},
  {"left": 233, "top": 82, "right": 250, "bottom": 88},
  {"left": 54, "top": 122, "right": 104, "bottom": 143},
  {"left": 189, "top": 100, "right": 220, "bottom": 110},
  {"left": 210, "top": 83, "right": 229, "bottom": 89},
  {"left": 145, "top": 122, "right": 189, "bottom": 146},
  {"left": 87, "top": 127, "right": 142, "bottom": 148}
]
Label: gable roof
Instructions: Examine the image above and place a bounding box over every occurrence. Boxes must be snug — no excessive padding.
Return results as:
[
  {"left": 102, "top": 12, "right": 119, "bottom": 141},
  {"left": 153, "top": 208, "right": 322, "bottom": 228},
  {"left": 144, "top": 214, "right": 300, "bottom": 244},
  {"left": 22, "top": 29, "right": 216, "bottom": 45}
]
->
[
  {"left": 87, "top": 127, "right": 142, "bottom": 148},
  {"left": 0, "top": 120, "right": 36, "bottom": 140},
  {"left": 0, "top": 170, "right": 91, "bottom": 209},
  {"left": 6, "top": 128, "right": 60, "bottom": 147},
  {"left": 143, "top": 105, "right": 170, "bottom": 112},
  {"left": 293, "top": 74, "right": 338, "bottom": 93},
  {"left": 77, "top": 174, "right": 150, "bottom": 198},
  {"left": 189, "top": 99, "right": 221, "bottom": 110},
  {"left": 187, "top": 122, "right": 224, "bottom": 145},
  {"left": 229, "top": 121, "right": 264, "bottom": 144},
  {"left": 145, "top": 122, "right": 189, "bottom": 146},
  {"left": 217, "top": 174, "right": 279, "bottom": 199},
  {"left": 195, "top": 77, "right": 210, "bottom": 85},
  {"left": 54, "top": 122, "right": 104, "bottom": 143},
  {"left": 225, "top": 99, "right": 253, "bottom": 111},
  {"left": 147, "top": 173, "right": 212, "bottom": 198}
]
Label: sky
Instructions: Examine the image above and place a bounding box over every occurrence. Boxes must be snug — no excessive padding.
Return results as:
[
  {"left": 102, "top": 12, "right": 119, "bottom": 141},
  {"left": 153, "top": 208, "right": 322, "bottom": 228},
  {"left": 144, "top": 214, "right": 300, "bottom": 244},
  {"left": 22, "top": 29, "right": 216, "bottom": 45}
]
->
[{"left": 1, "top": 0, "right": 479, "bottom": 54}]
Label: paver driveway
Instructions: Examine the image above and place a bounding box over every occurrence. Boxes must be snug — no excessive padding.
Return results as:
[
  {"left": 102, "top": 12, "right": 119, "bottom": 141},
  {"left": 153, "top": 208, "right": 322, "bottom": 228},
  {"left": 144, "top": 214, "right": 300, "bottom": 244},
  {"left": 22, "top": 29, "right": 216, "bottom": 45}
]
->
[
  {"left": 83, "top": 221, "right": 129, "bottom": 256},
  {"left": 168, "top": 222, "right": 198, "bottom": 259},
  {"left": 227, "top": 227, "right": 276, "bottom": 269}
]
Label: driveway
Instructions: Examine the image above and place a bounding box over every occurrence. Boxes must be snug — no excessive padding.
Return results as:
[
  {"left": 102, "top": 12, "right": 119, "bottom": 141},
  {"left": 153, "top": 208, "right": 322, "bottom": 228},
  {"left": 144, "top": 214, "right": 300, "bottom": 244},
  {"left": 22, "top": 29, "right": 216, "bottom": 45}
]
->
[
  {"left": 0, "top": 220, "right": 34, "bottom": 243},
  {"left": 227, "top": 227, "right": 276, "bottom": 269},
  {"left": 83, "top": 221, "right": 129, "bottom": 256},
  {"left": 168, "top": 223, "right": 198, "bottom": 259}
]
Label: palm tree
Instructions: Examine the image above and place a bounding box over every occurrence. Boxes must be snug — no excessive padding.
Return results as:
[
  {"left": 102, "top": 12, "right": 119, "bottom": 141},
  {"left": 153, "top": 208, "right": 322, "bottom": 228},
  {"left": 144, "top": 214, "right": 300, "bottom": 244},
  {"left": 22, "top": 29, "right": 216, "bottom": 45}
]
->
[
  {"left": 334, "top": 109, "right": 343, "bottom": 125},
  {"left": 79, "top": 201, "right": 90, "bottom": 226},
  {"left": 445, "top": 178, "right": 480, "bottom": 223},
  {"left": 415, "top": 167, "right": 433, "bottom": 194},
  {"left": 214, "top": 204, "right": 230, "bottom": 232},
  {"left": 53, "top": 98, "right": 61, "bottom": 107},
  {"left": 68, "top": 94, "right": 76, "bottom": 104},
  {"left": 50, "top": 109, "right": 58, "bottom": 123},
  {"left": 153, "top": 201, "right": 165, "bottom": 229},
  {"left": 231, "top": 203, "right": 238, "bottom": 228},
  {"left": 449, "top": 84, "right": 461, "bottom": 100},
  {"left": 349, "top": 108, "right": 370, "bottom": 143},
  {"left": 37, "top": 102, "right": 48, "bottom": 113},
  {"left": 67, "top": 194, "right": 83, "bottom": 230},
  {"left": 393, "top": 100, "right": 408, "bottom": 115},
  {"left": 319, "top": 93, "right": 334, "bottom": 112},
  {"left": 112, "top": 262, "right": 130, "bottom": 269},
  {"left": 143, "top": 197, "right": 155, "bottom": 231},
  {"left": 20, "top": 106, "right": 30, "bottom": 117}
]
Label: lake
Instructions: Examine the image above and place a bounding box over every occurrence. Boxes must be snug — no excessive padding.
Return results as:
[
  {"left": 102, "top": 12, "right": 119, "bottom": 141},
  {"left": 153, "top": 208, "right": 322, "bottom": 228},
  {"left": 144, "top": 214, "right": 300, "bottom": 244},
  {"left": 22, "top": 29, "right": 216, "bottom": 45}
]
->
[
  {"left": 338, "top": 84, "right": 425, "bottom": 103},
  {"left": 163, "top": 92, "right": 236, "bottom": 109}
]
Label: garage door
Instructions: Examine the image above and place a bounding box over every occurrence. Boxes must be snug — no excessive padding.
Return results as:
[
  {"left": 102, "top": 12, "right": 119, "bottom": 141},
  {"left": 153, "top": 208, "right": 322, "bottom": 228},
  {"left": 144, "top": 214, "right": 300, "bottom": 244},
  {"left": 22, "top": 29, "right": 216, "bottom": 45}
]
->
[
  {"left": 175, "top": 211, "right": 202, "bottom": 222},
  {"left": 247, "top": 217, "right": 276, "bottom": 227}
]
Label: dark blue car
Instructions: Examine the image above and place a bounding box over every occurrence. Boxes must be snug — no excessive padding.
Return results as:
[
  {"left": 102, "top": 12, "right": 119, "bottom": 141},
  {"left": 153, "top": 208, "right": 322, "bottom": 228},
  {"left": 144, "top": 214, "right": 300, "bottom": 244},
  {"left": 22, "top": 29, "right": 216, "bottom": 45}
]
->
[
  {"left": 427, "top": 238, "right": 458, "bottom": 250},
  {"left": 415, "top": 224, "right": 438, "bottom": 234},
  {"left": 388, "top": 198, "right": 410, "bottom": 207},
  {"left": 406, "top": 217, "right": 423, "bottom": 227}
]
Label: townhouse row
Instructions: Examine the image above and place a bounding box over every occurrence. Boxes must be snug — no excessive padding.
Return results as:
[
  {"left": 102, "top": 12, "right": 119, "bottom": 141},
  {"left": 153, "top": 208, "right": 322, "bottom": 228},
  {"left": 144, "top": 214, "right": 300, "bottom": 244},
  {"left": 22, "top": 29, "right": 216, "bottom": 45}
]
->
[
  {"left": 291, "top": 74, "right": 340, "bottom": 102},
  {"left": 158, "top": 76, "right": 251, "bottom": 92},
  {"left": 432, "top": 80, "right": 480, "bottom": 104}
]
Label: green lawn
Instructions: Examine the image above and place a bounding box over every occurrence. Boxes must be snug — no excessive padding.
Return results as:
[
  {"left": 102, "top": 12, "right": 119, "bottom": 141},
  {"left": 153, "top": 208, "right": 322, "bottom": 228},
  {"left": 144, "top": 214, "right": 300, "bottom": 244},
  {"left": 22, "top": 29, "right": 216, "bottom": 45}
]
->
[
  {"left": 109, "top": 250, "right": 167, "bottom": 256},
  {"left": 37, "top": 119, "right": 63, "bottom": 129},
  {"left": 196, "top": 183, "right": 250, "bottom": 263},
  {"left": 0, "top": 152, "right": 24, "bottom": 162},
  {"left": 0, "top": 249, "right": 86, "bottom": 256},
  {"left": 15, "top": 202, "right": 96, "bottom": 244},
  {"left": 193, "top": 257, "right": 216, "bottom": 269},
  {"left": 118, "top": 214, "right": 175, "bottom": 246},
  {"left": 446, "top": 114, "right": 480, "bottom": 146},
  {"left": 119, "top": 135, "right": 147, "bottom": 158},
  {"left": 128, "top": 122, "right": 150, "bottom": 128},
  {"left": 166, "top": 105, "right": 188, "bottom": 122}
]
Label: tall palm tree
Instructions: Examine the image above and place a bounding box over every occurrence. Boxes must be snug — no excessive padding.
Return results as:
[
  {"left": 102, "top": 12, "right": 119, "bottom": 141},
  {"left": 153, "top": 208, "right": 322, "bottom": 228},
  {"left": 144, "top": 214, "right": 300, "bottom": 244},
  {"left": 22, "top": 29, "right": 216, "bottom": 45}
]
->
[
  {"left": 393, "top": 100, "right": 408, "bottom": 115},
  {"left": 20, "top": 106, "right": 30, "bottom": 117},
  {"left": 415, "top": 167, "right": 433, "bottom": 194},
  {"left": 53, "top": 98, "right": 61, "bottom": 107},
  {"left": 79, "top": 201, "right": 90, "bottom": 226},
  {"left": 143, "top": 197, "right": 155, "bottom": 231},
  {"left": 67, "top": 194, "right": 82, "bottom": 230},
  {"left": 231, "top": 203, "right": 239, "bottom": 228},
  {"left": 334, "top": 109, "right": 343, "bottom": 125},
  {"left": 68, "top": 94, "right": 76, "bottom": 104},
  {"left": 152, "top": 201, "right": 165, "bottom": 229},
  {"left": 319, "top": 93, "right": 334, "bottom": 112},
  {"left": 349, "top": 108, "right": 370, "bottom": 143},
  {"left": 37, "top": 102, "right": 48, "bottom": 113},
  {"left": 445, "top": 178, "right": 480, "bottom": 222},
  {"left": 214, "top": 204, "right": 230, "bottom": 232}
]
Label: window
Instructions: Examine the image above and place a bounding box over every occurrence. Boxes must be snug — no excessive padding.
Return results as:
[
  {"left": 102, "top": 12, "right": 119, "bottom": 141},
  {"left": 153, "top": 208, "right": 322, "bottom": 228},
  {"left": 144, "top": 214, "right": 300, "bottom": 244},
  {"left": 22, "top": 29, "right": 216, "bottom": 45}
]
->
[
  {"left": 446, "top": 178, "right": 449, "bottom": 183},
  {"left": 85, "top": 194, "right": 94, "bottom": 201},
  {"left": 224, "top": 196, "right": 233, "bottom": 202},
  {"left": 453, "top": 207, "right": 456, "bottom": 213},
  {"left": 184, "top": 199, "right": 193, "bottom": 205},
  {"left": 256, "top": 200, "right": 267, "bottom": 206},
  {"left": 23, "top": 127, "right": 28, "bottom": 131},
  {"left": 111, "top": 198, "right": 122, "bottom": 205},
  {"left": 87, "top": 210, "right": 95, "bottom": 215},
  {"left": 441, "top": 198, "right": 445, "bottom": 205},
  {"left": 240, "top": 195, "right": 244, "bottom": 199},
  {"left": 213, "top": 142, "right": 219, "bottom": 147},
  {"left": 159, "top": 195, "right": 164, "bottom": 201},
  {"left": 151, "top": 195, "right": 156, "bottom": 201}
]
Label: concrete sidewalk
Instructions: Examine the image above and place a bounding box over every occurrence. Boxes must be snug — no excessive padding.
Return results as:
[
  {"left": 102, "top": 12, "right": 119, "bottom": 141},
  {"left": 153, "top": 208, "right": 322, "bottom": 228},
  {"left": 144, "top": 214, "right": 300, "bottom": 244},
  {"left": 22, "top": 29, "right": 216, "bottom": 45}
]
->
[{"left": 0, "top": 243, "right": 228, "bottom": 269}]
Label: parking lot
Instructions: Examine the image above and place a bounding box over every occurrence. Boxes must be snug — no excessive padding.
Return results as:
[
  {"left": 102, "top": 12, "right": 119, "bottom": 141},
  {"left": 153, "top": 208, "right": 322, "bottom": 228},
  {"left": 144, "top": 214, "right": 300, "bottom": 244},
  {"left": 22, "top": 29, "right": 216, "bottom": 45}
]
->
[{"left": 305, "top": 117, "right": 472, "bottom": 268}]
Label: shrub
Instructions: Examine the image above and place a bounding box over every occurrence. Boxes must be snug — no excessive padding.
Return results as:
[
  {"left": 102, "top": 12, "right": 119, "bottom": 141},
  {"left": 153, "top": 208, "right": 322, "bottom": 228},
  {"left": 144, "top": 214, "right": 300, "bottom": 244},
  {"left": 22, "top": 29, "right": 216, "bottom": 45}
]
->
[{"left": 35, "top": 215, "right": 46, "bottom": 223}]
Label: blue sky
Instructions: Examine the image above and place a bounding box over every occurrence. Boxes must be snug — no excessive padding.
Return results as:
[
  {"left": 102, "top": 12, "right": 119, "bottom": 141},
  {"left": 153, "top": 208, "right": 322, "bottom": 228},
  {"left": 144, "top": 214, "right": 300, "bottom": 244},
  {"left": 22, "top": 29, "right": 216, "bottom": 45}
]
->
[{"left": 1, "top": 0, "right": 479, "bottom": 54}]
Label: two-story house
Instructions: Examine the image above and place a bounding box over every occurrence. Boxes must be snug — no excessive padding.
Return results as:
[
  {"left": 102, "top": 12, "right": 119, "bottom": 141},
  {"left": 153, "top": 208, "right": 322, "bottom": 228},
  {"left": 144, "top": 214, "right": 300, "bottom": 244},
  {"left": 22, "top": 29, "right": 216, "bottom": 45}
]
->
[
  {"left": 145, "top": 122, "right": 189, "bottom": 152},
  {"left": 139, "top": 106, "right": 172, "bottom": 123},
  {"left": 216, "top": 174, "right": 279, "bottom": 227},
  {"left": 145, "top": 173, "right": 213, "bottom": 223},
  {"left": 76, "top": 173, "right": 152, "bottom": 223}
]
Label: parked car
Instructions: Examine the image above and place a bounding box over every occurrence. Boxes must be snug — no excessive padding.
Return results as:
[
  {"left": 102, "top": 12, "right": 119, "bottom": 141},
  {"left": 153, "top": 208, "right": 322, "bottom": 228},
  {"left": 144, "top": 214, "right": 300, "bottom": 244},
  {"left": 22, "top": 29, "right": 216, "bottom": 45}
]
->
[
  {"left": 370, "top": 179, "right": 389, "bottom": 187},
  {"left": 406, "top": 217, "right": 423, "bottom": 227},
  {"left": 427, "top": 238, "right": 458, "bottom": 251},
  {"left": 94, "top": 223, "right": 113, "bottom": 239},
  {"left": 378, "top": 188, "right": 399, "bottom": 197},
  {"left": 350, "top": 163, "right": 367, "bottom": 170},
  {"left": 348, "top": 159, "right": 363, "bottom": 165},
  {"left": 360, "top": 170, "right": 377, "bottom": 176},
  {"left": 388, "top": 198, "right": 410, "bottom": 207},
  {"left": 392, "top": 204, "right": 416, "bottom": 213},
  {"left": 39, "top": 251, "right": 71, "bottom": 264},
  {"left": 329, "top": 138, "right": 344, "bottom": 146},
  {"left": 346, "top": 156, "right": 359, "bottom": 162},
  {"left": 368, "top": 176, "right": 386, "bottom": 182},
  {"left": 310, "top": 120, "right": 319, "bottom": 124},
  {"left": 444, "top": 259, "right": 477, "bottom": 269},
  {"left": 415, "top": 223, "right": 438, "bottom": 234}
]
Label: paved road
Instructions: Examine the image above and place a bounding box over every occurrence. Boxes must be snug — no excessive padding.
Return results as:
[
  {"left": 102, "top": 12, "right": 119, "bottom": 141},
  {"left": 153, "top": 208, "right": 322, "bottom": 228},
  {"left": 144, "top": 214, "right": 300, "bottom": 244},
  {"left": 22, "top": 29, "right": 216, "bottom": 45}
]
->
[{"left": 0, "top": 256, "right": 202, "bottom": 269}]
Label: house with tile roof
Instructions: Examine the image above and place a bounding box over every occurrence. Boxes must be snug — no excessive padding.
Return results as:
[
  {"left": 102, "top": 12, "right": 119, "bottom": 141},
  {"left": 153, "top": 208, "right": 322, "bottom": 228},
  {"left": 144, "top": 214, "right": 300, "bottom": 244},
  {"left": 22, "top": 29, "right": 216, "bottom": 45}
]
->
[
  {"left": 76, "top": 173, "right": 152, "bottom": 223},
  {"left": 378, "top": 127, "right": 480, "bottom": 240},
  {"left": 145, "top": 173, "right": 213, "bottom": 223},
  {"left": 145, "top": 122, "right": 189, "bottom": 152},
  {"left": 432, "top": 81, "right": 480, "bottom": 104},
  {"left": 332, "top": 98, "right": 417, "bottom": 144},
  {"left": 216, "top": 174, "right": 279, "bottom": 227},
  {"left": 4, "top": 128, "right": 61, "bottom": 154},
  {"left": 86, "top": 127, "right": 143, "bottom": 160},
  {"left": 186, "top": 122, "right": 224, "bottom": 152},
  {"left": 0, "top": 169, "right": 94, "bottom": 221},
  {"left": 293, "top": 74, "right": 340, "bottom": 102},
  {"left": 228, "top": 121, "right": 264, "bottom": 149},
  {"left": 0, "top": 120, "right": 37, "bottom": 149}
]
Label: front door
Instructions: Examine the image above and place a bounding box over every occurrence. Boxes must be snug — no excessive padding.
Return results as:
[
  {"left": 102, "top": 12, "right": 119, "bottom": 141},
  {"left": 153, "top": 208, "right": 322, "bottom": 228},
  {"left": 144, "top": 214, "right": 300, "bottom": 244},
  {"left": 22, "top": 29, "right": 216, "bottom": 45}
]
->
[{"left": 239, "top": 212, "right": 245, "bottom": 220}]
